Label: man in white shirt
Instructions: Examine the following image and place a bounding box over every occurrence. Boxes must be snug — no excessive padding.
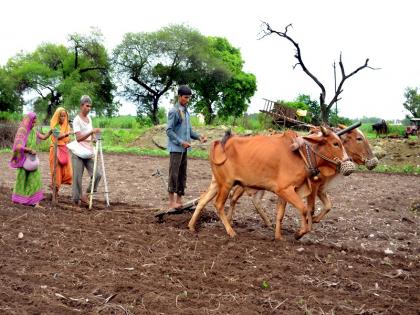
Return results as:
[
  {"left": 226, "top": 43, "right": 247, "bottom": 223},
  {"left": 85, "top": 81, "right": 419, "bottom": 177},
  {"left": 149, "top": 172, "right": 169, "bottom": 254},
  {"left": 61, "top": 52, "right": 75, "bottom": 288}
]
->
[{"left": 72, "top": 95, "right": 101, "bottom": 207}]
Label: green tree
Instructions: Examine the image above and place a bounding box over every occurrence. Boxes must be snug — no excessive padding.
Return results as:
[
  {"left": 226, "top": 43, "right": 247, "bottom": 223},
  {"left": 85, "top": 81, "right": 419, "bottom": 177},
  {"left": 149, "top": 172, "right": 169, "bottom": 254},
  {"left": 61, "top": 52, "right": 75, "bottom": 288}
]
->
[
  {"left": 403, "top": 87, "right": 420, "bottom": 118},
  {"left": 113, "top": 24, "right": 206, "bottom": 125},
  {"left": 0, "top": 66, "right": 23, "bottom": 112},
  {"left": 67, "top": 30, "right": 116, "bottom": 116},
  {"left": 296, "top": 94, "right": 321, "bottom": 125},
  {"left": 189, "top": 37, "right": 256, "bottom": 124},
  {"left": 277, "top": 94, "right": 320, "bottom": 124},
  {"left": 6, "top": 29, "right": 115, "bottom": 120},
  {"left": 8, "top": 44, "right": 68, "bottom": 120}
]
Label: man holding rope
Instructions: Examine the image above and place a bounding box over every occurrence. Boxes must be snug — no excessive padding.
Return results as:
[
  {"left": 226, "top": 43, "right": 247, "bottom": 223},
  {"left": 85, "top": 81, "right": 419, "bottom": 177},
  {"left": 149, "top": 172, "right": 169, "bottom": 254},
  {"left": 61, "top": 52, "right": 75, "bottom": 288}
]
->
[{"left": 166, "top": 85, "right": 207, "bottom": 209}]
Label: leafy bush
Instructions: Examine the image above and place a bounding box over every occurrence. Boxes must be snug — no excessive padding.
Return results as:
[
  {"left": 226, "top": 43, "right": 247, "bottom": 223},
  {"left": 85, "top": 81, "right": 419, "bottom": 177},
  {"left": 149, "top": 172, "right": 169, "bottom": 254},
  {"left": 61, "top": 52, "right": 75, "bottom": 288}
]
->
[
  {"left": 329, "top": 113, "right": 354, "bottom": 126},
  {"left": 209, "top": 113, "right": 266, "bottom": 131},
  {"left": 0, "top": 111, "right": 22, "bottom": 122}
]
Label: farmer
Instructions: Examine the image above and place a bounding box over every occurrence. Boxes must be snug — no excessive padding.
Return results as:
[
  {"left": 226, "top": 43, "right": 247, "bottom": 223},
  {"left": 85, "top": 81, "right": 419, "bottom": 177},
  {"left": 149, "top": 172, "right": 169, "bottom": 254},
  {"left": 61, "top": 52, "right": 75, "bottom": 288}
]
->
[
  {"left": 166, "top": 85, "right": 207, "bottom": 209},
  {"left": 9, "top": 112, "right": 44, "bottom": 207},
  {"left": 37, "top": 107, "right": 73, "bottom": 200},
  {"left": 71, "top": 95, "right": 101, "bottom": 207}
]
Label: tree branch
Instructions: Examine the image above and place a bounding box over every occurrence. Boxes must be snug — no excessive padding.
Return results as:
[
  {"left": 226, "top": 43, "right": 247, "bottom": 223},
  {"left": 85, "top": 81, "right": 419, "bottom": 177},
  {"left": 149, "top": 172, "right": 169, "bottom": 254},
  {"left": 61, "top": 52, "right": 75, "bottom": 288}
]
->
[
  {"left": 261, "top": 22, "right": 327, "bottom": 107},
  {"left": 327, "top": 53, "right": 380, "bottom": 109},
  {"left": 130, "top": 76, "right": 158, "bottom": 95},
  {"left": 79, "top": 66, "right": 107, "bottom": 73},
  {"left": 261, "top": 22, "right": 380, "bottom": 123}
]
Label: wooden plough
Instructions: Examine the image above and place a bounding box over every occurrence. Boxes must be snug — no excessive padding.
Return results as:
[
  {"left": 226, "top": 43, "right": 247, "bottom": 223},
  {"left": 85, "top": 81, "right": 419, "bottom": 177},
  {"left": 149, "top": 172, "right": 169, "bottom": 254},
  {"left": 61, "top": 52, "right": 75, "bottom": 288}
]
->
[
  {"left": 152, "top": 168, "right": 200, "bottom": 220},
  {"left": 154, "top": 197, "right": 200, "bottom": 220}
]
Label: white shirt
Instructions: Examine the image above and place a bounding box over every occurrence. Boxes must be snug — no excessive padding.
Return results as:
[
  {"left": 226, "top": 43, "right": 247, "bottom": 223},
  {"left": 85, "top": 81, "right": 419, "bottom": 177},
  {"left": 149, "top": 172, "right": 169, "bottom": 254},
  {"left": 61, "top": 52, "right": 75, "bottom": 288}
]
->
[{"left": 73, "top": 114, "right": 93, "bottom": 152}]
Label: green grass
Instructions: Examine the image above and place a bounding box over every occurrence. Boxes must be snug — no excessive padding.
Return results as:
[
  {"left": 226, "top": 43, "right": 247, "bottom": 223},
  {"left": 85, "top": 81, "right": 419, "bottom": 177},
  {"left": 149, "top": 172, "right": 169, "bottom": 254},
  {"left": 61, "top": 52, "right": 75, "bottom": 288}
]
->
[
  {"left": 102, "top": 146, "right": 208, "bottom": 159},
  {"left": 93, "top": 115, "right": 142, "bottom": 129},
  {"left": 100, "top": 128, "right": 147, "bottom": 146},
  {"left": 0, "top": 112, "right": 22, "bottom": 122},
  {"left": 211, "top": 113, "right": 267, "bottom": 132},
  {"left": 357, "top": 164, "right": 420, "bottom": 175},
  {"left": 2, "top": 115, "right": 418, "bottom": 175}
]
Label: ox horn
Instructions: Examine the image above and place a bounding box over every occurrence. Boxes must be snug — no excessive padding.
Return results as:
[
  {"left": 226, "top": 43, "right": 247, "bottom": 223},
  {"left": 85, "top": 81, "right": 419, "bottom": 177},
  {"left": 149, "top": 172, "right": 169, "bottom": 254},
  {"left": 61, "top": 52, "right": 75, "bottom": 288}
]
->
[
  {"left": 320, "top": 126, "right": 329, "bottom": 136},
  {"left": 336, "top": 122, "right": 362, "bottom": 136}
]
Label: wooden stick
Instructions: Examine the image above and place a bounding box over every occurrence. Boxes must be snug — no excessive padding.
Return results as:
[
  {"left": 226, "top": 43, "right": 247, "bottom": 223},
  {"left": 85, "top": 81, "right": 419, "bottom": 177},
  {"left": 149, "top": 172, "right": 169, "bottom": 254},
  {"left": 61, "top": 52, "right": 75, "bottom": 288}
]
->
[
  {"left": 89, "top": 138, "right": 100, "bottom": 210},
  {"left": 52, "top": 129, "right": 60, "bottom": 204},
  {"left": 98, "top": 138, "right": 110, "bottom": 207}
]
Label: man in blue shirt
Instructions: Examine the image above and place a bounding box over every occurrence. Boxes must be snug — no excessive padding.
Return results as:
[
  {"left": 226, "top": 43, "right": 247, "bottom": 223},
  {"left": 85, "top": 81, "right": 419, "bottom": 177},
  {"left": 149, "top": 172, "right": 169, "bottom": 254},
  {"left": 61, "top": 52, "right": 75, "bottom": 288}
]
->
[{"left": 166, "top": 85, "right": 207, "bottom": 209}]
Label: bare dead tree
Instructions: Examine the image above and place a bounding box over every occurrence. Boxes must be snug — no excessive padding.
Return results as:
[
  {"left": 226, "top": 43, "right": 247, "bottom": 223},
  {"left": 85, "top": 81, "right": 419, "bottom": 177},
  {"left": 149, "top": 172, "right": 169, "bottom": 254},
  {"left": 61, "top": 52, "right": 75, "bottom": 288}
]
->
[{"left": 259, "top": 22, "right": 379, "bottom": 124}]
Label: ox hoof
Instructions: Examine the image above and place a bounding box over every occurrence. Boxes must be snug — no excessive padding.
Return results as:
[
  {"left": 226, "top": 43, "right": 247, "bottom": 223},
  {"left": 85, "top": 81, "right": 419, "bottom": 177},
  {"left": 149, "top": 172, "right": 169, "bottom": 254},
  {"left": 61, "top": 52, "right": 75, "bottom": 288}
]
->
[
  {"left": 312, "top": 216, "right": 321, "bottom": 224},
  {"left": 228, "top": 231, "right": 237, "bottom": 238},
  {"left": 294, "top": 230, "right": 307, "bottom": 240}
]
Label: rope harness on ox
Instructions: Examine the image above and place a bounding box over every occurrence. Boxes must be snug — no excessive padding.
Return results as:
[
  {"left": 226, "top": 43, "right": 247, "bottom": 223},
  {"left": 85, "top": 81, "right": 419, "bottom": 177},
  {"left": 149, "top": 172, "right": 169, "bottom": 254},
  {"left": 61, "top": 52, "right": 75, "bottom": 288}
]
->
[{"left": 297, "top": 140, "right": 355, "bottom": 180}]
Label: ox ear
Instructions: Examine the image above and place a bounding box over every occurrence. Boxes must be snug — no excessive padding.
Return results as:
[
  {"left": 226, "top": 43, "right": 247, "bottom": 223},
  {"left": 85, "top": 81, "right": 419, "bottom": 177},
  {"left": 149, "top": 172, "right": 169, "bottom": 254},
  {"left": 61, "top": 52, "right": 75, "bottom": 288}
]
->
[
  {"left": 303, "top": 132, "right": 325, "bottom": 144},
  {"left": 337, "top": 124, "right": 347, "bottom": 130}
]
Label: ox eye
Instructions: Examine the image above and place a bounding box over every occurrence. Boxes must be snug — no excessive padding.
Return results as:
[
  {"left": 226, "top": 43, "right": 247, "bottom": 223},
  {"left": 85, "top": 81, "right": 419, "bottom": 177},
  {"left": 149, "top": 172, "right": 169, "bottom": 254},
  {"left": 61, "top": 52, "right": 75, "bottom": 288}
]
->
[
  {"left": 333, "top": 142, "right": 340, "bottom": 147},
  {"left": 357, "top": 137, "right": 363, "bottom": 141}
]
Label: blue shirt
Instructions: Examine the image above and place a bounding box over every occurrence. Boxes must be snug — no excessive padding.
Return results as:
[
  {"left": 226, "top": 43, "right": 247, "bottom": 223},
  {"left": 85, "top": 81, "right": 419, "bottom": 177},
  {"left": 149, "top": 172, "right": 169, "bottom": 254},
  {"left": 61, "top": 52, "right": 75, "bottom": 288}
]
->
[{"left": 166, "top": 103, "right": 200, "bottom": 152}]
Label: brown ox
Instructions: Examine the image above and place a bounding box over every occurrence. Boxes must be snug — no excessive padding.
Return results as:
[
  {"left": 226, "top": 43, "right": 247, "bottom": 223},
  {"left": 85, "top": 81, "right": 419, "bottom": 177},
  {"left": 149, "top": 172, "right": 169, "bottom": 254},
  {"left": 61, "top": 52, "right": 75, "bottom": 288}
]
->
[
  {"left": 229, "top": 124, "right": 379, "bottom": 224},
  {"left": 188, "top": 125, "right": 377, "bottom": 238},
  {"left": 189, "top": 127, "right": 354, "bottom": 240}
]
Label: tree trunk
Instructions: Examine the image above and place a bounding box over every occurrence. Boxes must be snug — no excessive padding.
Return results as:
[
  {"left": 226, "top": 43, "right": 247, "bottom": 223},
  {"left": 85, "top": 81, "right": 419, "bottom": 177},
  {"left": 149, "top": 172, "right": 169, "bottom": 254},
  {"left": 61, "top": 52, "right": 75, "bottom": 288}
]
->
[
  {"left": 321, "top": 106, "right": 330, "bottom": 124},
  {"left": 204, "top": 100, "right": 214, "bottom": 125},
  {"left": 151, "top": 96, "right": 160, "bottom": 125},
  {"left": 45, "top": 91, "right": 62, "bottom": 123}
]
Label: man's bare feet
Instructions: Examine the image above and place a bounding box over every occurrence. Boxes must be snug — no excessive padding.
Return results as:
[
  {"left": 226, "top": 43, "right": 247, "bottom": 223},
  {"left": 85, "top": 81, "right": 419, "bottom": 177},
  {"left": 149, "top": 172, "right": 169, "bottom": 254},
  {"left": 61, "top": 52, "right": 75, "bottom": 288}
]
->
[
  {"left": 80, "top": 194, "right": 89, "bottom": 205},
  {"left": 34, "top": 203, "right": 45, "bottom": 209},
  {"left": 73, "top": 201, "right": 83, "bottom": 211},
  {"left": 168, "top": 202, "right": 182, "bottom": 209}
]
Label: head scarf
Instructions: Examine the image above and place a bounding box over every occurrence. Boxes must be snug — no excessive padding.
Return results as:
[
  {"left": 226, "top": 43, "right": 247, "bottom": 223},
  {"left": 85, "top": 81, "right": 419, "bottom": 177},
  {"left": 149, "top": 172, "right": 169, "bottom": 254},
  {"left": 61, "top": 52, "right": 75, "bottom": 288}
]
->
[
  {"left": 9, "top": 112, "right": 36, "bottom": 169},
  {"left": 50, "top": 107, "right": 70, "bottom": 145}
]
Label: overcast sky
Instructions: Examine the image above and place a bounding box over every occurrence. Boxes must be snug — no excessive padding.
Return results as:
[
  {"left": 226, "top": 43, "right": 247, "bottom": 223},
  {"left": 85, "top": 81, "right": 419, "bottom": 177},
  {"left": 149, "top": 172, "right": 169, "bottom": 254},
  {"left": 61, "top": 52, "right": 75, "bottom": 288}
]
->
[{"left": 1, "top": 0, "right": 419, "bottom": 120}]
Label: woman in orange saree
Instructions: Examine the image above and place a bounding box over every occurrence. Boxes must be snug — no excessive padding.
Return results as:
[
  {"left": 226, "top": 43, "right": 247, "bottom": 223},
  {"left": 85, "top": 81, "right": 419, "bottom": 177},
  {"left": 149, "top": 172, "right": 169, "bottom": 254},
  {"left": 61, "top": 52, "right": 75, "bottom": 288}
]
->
[{"left": 38, "top": 107, "right": 73, "bottom": 199}]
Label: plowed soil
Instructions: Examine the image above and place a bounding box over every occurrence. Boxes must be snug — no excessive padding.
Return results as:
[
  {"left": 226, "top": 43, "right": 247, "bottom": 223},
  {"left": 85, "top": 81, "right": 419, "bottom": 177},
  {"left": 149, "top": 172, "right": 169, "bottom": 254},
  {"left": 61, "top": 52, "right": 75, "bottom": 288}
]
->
[{"left": 0, "top": 152, "right": 419, "bottom": 314}]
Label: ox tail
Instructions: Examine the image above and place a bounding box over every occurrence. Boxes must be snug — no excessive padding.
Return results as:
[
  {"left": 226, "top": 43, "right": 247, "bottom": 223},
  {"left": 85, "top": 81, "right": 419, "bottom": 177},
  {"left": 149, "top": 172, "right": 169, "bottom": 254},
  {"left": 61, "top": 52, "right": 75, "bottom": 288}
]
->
[
  {"left": 211, "top": 130, "right": 232, "bottom": 165},
  {"left": 221, "top": 129, "right": 232, "bottom": 148},
  {"left": 210, "top": 140, "right": 228, "bottom": 165}
]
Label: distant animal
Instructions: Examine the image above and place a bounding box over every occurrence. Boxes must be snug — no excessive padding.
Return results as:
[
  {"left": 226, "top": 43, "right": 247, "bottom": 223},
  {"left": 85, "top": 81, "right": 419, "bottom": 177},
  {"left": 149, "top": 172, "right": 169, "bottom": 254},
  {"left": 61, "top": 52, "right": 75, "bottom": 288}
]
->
[{"left": 372, "top": 119, "right": 388, "bottom": 137}]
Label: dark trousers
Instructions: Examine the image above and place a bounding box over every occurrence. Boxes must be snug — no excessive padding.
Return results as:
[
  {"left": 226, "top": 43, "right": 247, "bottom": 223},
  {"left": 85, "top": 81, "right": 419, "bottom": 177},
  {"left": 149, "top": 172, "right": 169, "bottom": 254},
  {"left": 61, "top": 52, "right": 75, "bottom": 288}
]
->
[
  {"left": 71, "top": 153, "right": 102, "bottom": 203},
  {"left": 168, "top": 152, "right": 187, "bottom": 196}
]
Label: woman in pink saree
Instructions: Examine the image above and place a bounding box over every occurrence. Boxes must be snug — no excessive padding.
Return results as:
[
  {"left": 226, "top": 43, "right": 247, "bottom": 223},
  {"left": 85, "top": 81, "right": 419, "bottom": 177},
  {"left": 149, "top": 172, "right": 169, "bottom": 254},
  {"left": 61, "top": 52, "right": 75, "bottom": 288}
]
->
[{"left": 9, "top": 112, "right": 44, "bottom": 207}]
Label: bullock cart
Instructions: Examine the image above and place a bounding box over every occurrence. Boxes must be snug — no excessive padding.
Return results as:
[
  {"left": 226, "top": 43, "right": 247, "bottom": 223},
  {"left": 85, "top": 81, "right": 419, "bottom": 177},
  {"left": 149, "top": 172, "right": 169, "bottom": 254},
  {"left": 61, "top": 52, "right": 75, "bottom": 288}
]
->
[{"left": 260, "top": 98, "right": 313, "bottom": 130}]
